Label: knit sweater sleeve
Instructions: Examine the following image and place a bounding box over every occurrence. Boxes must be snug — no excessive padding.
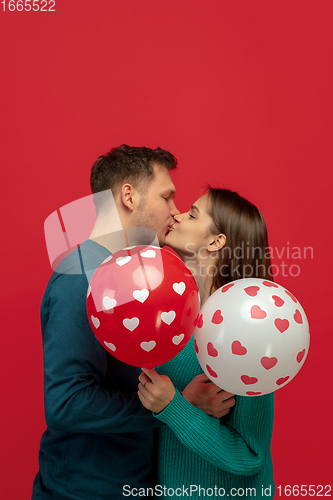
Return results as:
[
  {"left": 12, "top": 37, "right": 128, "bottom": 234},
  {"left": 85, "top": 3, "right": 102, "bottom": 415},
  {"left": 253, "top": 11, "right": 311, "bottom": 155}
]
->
[
  {"left": 153, "top": 389, "right": 274, "bottom": 476},
  {"left": 42, "top": 272, "right": 161, "bottom": 434}
]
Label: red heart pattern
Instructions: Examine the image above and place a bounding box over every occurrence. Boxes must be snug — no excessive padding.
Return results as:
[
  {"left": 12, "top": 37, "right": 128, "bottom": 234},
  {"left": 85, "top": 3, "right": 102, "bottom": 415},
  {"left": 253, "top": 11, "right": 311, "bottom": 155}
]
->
[
  {"left": 274, "top": 318, "right": 289, "bottom": 333},
  {"left": 244, "top": 286, "right": 260, "bottom": 297},
  {"left": 297, "top": 349, "right": 306, "bottom": 363},
  {"left": 197, "top": 314, "right": 204, "bottom": 328},
  {"left": 211, "top": 309, "right": 223, "bottom": 324},
  {"left": 261, "top": 356, "right": 278, "bottom": 370},
  {"left": 241, "top": 375, "right": 258, "bottom": 385},
  {"left": 231, "top": 340, "right": 247, "bottom": 356},
  {"left": 207, "top": 342, "right": 218, "bottom": 357},
  {"left": 285, "top": 289, "right": 297, "bottom": 303},
  {"left": 193, "top": 278, "right": 308, "bottom": 396},
  {"left": 206, "top": 365, "right": 218, "bottom": 378},
  {"left": 276, "top": 376, "right": 290, "bottom": 386},
  {"left": 272, "top": 295, "right": 285, "bottom": 307},
  {"left": 251, "top": 305, "right": 267, "bottom": 319},
  {"left": 294, "top": 309, "right": 303, "bottom": 324},
  {"left": 262, "top": 281, "right": 278, "bottom": 288},
  {"left": 221, "top": 283, "right": 234, "bottom": 293}
]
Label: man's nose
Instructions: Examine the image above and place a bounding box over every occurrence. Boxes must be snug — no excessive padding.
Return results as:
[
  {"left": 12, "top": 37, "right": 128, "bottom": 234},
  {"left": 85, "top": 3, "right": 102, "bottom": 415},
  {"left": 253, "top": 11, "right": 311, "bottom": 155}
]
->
[{"left": 170, "top": 200, "right": 180, "bottom": 217}]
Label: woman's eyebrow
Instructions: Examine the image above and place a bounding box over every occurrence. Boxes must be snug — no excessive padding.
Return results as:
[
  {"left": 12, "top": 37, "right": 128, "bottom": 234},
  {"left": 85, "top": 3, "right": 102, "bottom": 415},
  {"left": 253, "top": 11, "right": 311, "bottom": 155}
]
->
[{"left": 190, "top": 205, "right": 200, "bottom": 213}]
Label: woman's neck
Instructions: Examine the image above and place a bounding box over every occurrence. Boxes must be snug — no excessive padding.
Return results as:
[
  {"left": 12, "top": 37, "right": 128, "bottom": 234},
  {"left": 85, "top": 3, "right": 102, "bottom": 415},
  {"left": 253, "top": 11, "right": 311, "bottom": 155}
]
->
[{"left": 182, "top": 255, "right": 214, "bottom": 307}]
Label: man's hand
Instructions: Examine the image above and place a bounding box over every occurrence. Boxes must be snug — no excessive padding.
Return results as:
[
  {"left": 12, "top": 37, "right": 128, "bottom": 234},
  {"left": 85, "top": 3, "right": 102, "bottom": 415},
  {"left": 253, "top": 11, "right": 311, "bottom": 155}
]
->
[
  {"left": 138, "top": 368, "right": 176, "bottom": 413},
  {"left": 182, "top": 374, "right": 235, "bottom": 418}
]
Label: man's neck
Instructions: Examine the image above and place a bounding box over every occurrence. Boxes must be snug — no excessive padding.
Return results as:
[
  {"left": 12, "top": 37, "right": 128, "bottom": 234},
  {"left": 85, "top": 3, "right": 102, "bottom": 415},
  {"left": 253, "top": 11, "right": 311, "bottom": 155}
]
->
[
  {"left": 89, "top": 215, "right": 160, "bottom": 253},
  {"left": 89, "top": 230, "right": 128, "bottom": 254}
]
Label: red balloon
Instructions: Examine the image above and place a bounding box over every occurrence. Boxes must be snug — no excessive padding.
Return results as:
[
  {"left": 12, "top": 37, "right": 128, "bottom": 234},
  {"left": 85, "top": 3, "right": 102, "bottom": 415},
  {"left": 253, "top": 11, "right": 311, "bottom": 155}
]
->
[{"left": 86, "top": 245, "right": 200, "bottom": 367}]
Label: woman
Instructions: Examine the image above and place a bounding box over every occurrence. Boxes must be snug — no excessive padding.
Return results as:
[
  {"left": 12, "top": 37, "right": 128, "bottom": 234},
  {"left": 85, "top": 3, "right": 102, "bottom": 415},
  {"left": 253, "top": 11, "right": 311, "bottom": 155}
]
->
[{"left": 138, "top": 188, "right": 275, "bottom": 499}]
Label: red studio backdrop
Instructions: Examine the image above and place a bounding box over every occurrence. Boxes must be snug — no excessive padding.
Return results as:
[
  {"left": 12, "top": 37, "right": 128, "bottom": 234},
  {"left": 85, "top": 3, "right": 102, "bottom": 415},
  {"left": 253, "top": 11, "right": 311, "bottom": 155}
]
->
[{"left": 1, "top": 1, "right": 332, "bottom": 498}]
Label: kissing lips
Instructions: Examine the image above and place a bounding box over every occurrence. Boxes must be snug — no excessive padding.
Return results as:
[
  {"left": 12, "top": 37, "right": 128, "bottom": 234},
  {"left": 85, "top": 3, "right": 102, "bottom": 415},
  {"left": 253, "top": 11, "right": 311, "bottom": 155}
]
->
[{"left": 165, "top": 223, "right": 175, "bottom": 236}]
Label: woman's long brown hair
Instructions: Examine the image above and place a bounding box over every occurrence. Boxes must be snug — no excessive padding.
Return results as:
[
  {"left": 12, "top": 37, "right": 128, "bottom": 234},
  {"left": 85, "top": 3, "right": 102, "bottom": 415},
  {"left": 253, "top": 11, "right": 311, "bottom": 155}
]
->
[{"left": 206, "top": 187, "right": 273, "bottom": 295}]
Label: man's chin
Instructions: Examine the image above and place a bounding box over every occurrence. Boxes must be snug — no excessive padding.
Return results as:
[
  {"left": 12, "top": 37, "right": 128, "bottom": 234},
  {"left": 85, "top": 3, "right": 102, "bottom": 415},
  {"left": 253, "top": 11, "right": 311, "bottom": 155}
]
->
[
  {"left": 154, "top": 234, "right": 165, "bottom": 247},
  {"left": 164, "top": 232, "right": 172, "bottom": 245}
]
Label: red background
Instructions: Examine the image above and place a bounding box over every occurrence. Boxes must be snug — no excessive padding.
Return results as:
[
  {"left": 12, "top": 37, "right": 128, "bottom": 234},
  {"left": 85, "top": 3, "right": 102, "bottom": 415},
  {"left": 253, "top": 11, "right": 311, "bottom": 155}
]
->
[{"left": 1, "top": 1, "right": 332, "bottom": 498}]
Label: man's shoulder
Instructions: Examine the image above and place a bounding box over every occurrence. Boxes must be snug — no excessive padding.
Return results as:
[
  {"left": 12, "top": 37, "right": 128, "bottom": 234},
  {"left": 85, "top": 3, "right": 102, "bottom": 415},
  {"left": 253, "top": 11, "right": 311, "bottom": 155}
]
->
[
  {"left": 44, "top": 240, "right": 111, "bottom": 296},
  {"left": 55, "top": 239, "right": 110, "bottom": 275}
]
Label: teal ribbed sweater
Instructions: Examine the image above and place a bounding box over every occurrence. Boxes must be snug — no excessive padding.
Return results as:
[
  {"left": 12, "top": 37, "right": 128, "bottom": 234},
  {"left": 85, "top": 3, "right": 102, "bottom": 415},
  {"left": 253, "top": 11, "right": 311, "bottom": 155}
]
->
[{"left": 155, "top": 336, "right": 275, "bottom": 499}]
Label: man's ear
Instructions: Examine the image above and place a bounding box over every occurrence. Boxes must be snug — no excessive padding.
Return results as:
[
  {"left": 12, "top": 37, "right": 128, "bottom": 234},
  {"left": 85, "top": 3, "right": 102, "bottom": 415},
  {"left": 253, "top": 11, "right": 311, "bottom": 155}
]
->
[
  {"left": 120, "top": 184, "right": 137, "bottom": 211},
  {"left": 207, "top": 233, "right": 226, "bottom": 253}
]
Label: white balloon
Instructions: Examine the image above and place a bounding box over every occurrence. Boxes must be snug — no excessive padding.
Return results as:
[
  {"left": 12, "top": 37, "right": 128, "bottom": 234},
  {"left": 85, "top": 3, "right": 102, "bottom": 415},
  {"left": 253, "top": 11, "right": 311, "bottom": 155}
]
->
[{"left": 194, "top": 278, "right": 310, "bottom": 396}]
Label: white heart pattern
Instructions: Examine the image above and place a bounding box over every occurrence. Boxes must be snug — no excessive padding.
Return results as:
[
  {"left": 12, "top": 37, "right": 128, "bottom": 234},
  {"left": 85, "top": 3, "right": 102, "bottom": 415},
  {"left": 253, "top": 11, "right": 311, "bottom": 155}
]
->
[
  {"left": 123, "top": 317, "right": 140, "bottom": 331},
  {"left": 116, "top": 256, "right": 132, "bottom": 266},
  {"left": 172, "top": 282, "right": 186, "bottom": 296},
  {"left": 140, "top": 340, "right": 156, "bottom": 352},
  {"left": 133, "top": 289, "right": 149, "bottom": 303},
  {"left": 172, "top": 334, "right": 184, "bottom": 345},
  {"left": 103, "top": 296, "right": 117, "bottom": 310},
  {"left": 161, "top": 310, "right": 176, "bottom": 325},
  {"left": 91, "top": 316, "right": 100, "bottom": 329},
  {"left": 140, "top": 250, "right": 156, "bottom": 258},
  {"left": 104, "top": 341, "right": 116, "bottom": 351}
]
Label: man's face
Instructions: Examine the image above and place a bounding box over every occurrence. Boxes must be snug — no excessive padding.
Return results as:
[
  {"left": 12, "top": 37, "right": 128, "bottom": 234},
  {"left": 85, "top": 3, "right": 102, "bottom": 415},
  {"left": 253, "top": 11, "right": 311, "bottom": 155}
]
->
[{"left": 132, "top": 163, "right": 179, "bottom": 246}]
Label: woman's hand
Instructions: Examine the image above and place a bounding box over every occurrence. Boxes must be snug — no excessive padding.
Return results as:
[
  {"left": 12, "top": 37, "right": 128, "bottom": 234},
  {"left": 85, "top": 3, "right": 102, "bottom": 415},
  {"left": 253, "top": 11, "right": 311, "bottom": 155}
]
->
[
  {"left": 182, "top": 374, "right": 236, "bottom": 418},
  {"left": 138, "top": 368, "right": 176, "bottom": 413}
]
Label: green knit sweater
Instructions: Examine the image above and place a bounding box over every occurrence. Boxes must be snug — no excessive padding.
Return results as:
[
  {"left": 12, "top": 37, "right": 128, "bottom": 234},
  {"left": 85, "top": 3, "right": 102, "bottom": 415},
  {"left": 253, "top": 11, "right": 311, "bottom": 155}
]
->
[{"left": 154, "top": 336, "right": 275, "bottom": 499}]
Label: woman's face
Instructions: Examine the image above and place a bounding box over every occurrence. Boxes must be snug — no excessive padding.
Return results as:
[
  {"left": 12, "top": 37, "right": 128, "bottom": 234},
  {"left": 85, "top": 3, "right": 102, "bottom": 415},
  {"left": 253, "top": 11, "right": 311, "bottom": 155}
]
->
[{"left": 165, "top": 194, "right": 216, "bottom": 259}]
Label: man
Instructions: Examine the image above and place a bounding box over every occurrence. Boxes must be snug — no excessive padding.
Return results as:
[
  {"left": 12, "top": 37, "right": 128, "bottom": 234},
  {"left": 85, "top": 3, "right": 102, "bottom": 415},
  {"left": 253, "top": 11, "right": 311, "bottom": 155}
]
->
[{"left": 32, "top": 145, "right": 234, "bottom": 500}]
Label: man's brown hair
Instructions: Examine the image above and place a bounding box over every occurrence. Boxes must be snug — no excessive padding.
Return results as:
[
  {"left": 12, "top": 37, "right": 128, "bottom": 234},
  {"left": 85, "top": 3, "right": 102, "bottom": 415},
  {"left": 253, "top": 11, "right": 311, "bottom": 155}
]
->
[{"left": 90, "top": 144, "right": 177, "bottom": 197}]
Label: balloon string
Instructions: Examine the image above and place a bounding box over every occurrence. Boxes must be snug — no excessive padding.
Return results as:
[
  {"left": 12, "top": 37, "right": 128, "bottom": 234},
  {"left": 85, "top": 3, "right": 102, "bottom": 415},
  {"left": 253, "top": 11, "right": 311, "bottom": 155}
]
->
[
  {"left": 123, "top": 227, "right": 130, "bottom": 252},
  {"left": 138, "top": 254, "right": 151, "bottom": 291}
]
